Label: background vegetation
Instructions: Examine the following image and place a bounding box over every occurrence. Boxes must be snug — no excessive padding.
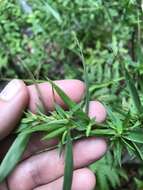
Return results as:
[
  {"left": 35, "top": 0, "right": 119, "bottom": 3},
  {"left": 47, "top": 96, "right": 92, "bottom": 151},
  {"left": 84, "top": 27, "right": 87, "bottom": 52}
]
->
[{"left": 0, "top": 0, "right": 143, "bottom": 189}]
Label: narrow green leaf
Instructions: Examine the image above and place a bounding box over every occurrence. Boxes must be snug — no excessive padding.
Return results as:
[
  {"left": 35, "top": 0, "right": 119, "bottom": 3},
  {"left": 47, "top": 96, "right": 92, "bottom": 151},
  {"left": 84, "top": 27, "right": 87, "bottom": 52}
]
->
[
  {"left": 86, "top": 123, "right": 92, "bottom": 137},
  {"left": 21, "top": 119, "right": 68, "bottom": 134},
  {"left": 69, "top": 102, "right": 83, "bottom": 117},
  {"left": 71, "top": 119, "right": 88, "bottom": 131},
  {"left": 46, "top": 78, "right": 90, "bottom": 126},
  {"left": 124, "top": 131, "right": 143, "bottom": 144},
  {"left": 89, "top": 77, "right": 124, "bottom": 92},
  {"left": 122, "top": 138, "right": 135, "bottom": 152},
  {"left": 46, "top": 78, "right": 76, "bottom": 109},
  {"left": 55, "top": 104, "right": 67, "bottom": 119},
  {"left": 113, "top": 140, "right": 122, "bottom": 166},
  {"left": 73, "top": 109, "right": 90, "bottom": 122},
  {"left": 125, "top": 68, "right": 143, "bottom": 114},
  {"left": 122, "top": 138, "right": 143, "bottom": 160},
  {"left": 62, "top": 131, "right": 68, "bottom": 144},
  {"left": 42, "top": 127, "right": 66, "bottom": 140},
  {"left": 105, "top": 105, "right": 123, "bottom": 134},
  {"left": 130, "top": 142, "right": 143, "bottom": 160},
  {"left": 58, "top": 141, "right": 64, "bottom": 158},
  {"left": 63, "top": 131, "right": 73, "bottom": 190},
  {"left": 90, "top": 129, "right": 115, "bottom": 136},
  {"left": 43, "top": 1, "right": 62, "bottom": 24},
  {"left": 104, "top": 105, "right": 117, "bottom": 124},
  {"left": 0, "top": 133, "right": 30, "bottom": 182}
]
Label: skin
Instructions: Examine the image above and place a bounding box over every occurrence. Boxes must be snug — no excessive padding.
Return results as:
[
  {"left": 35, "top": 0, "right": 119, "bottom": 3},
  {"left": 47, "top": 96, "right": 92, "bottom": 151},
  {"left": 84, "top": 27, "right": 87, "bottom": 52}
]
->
[{"left": 0, "top": 79, "right": 107, "bottom": 190}]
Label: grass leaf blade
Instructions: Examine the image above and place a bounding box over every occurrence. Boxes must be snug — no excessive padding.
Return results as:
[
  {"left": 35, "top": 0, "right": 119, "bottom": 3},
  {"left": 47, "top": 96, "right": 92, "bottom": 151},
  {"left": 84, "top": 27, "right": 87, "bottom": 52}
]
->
[
  {"left": 113, "top": 140, "right": 122, "bottom": 166},
  {"left": 130, "top": 142, "right": 143, "bottom": 160},
  {"left": 0, "top": 133, "right": 30, "bottom": 182},
  {"left": 125, "top": 68, "right": 143, "bottom": 114},
  {"left": 42, "top": 127, "right": 66, "bottom": 140},
  {"left": 46, "top": 78, "right": 76, "bottom": 109},
  {"left": 43, "top": 1, "right": 62, "bottom": 24},
  {"left": 124, "top": 131, "right": 143, "bottom": 144},
  {"left": 63, "top": 130, "right": 73, "bottom": 190}
]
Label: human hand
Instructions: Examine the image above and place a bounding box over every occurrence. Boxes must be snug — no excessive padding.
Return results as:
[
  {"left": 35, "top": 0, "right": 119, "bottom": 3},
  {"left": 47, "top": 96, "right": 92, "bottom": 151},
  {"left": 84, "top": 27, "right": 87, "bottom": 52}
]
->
[{"left": 0, "top": 79, "right": 107, "bottom": 190}]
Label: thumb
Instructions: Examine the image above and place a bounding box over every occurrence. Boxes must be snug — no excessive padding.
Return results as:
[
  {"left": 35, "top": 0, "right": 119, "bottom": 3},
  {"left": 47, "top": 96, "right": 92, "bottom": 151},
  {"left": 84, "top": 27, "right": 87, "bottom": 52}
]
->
[{"left": 0, "top": 79, "right": 29, "bottom": 140}]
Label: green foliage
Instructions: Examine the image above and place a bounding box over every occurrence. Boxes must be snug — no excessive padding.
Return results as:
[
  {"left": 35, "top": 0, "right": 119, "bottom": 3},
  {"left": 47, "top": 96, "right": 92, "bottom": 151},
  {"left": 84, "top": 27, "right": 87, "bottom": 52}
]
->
[
  {"left": 135, "top": 178, "right": 143, "bottom": 190},
  {"left": 125, "top": 68, "right": 143, "bottom": 114},
  {"left": 90, "top": 152, "right": 128, "bottom": 190},
  {"left": 1, "top": 0, "right": 143, "bottom": 189},
  {"left": 0, "top": 0, "right": 143, "bottom": 80}
]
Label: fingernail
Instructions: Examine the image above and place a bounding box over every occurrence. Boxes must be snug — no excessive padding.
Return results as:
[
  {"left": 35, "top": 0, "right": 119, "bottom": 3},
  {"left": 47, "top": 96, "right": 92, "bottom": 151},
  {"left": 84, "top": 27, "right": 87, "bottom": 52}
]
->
[{"left": 0, "top": 79, "right": 22, "bottom": 101}]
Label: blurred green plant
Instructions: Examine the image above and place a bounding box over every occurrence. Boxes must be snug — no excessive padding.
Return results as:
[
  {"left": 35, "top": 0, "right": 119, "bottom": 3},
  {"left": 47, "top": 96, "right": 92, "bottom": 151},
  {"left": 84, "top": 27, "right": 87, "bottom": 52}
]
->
[
  {"left": 0, "top": 0, "right": 143, "bottom": 79},
  {"left": 90, "top": 152, "right": 128, "bottom": 190}
]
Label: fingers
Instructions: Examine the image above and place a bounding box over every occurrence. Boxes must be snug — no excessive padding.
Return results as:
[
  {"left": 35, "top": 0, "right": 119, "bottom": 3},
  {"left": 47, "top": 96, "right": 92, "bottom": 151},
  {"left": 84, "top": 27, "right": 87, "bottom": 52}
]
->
[
  {"left": 0, "top": 133, "right": 58, "bottom": 161},
  {"left": 0, "top": 80, "right": 29, "bottom": 140},
  {"left": 34, "top": 168, "right": 96, "bottom": 190},
  {"left": 22, "top": 133, "right": 58, "bottom": 160},
  {"left": 28, "top": 80, "right": 85, "bottom": 112},
  {"left": 8, "top": 137, "right": 107, "bottom": 190},
  {"left": 88, "top": 101, "right": 107, "bottom": 122}
]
